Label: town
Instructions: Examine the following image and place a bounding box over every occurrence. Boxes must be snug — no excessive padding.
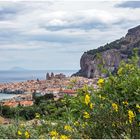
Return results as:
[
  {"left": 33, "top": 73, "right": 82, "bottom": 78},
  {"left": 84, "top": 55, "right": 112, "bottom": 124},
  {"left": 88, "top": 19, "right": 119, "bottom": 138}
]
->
[{"left": 0, "top": 73, "right": 97, "bottom": 108}]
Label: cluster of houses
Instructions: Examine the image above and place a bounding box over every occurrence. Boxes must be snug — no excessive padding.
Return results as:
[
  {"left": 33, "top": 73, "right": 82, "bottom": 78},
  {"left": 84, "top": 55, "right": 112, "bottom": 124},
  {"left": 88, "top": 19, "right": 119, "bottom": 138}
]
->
[
  {"left": 0, "top": 93, "right": 33, "bottom": 107},
  {"left": 0, "top": 88, "right": 77, "bottom": 108},
  {"left": 0, "top": 75, "right": 97, "bottom": 108}
]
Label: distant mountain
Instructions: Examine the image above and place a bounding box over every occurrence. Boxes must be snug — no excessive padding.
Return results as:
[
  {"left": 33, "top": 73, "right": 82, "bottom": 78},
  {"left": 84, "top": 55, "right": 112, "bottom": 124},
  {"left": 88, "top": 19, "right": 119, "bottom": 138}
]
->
[
  {"left": 10, "top": 67, "right": 27, "bottom": 71},
  {"left": 73, "top": 25, "right": 140, "bottom": 78}
]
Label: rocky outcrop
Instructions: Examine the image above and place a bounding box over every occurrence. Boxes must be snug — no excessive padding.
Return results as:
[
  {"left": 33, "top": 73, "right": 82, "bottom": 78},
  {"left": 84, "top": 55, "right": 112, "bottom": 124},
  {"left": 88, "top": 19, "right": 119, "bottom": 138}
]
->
[{"left": 73, "top": 25, "right": 140, "bottom": 78}]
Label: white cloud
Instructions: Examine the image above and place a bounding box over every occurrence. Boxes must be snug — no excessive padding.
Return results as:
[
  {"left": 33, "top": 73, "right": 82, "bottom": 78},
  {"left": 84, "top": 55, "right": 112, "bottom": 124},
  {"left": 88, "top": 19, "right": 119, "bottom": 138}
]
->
[{"left": 0, "top": 1, "right": 140, "bottom": 70}]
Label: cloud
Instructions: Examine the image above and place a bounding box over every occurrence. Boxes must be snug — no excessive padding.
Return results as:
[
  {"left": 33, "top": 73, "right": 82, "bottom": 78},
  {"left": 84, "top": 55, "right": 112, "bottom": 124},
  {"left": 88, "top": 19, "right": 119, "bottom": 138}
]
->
[
  {"left": 0, "top": 2, "right": 26, "bottom": 21},
  {"left": 116, "top": 1, "right": 140, "bottom": 9},
  {"left": 0, "top": 1, "right": 140, "bottom": 70}
]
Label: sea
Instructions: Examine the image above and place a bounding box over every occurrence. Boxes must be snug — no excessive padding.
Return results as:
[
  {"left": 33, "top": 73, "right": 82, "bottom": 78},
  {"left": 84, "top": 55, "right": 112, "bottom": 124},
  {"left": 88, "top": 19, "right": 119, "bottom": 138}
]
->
[{"left": 0, "top": 70, "right": 77, "bottom": 100}]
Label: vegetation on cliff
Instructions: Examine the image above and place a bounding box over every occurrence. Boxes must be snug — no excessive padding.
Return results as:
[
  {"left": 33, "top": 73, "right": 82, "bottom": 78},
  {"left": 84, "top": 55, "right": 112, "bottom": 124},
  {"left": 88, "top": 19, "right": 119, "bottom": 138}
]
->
[
  {"left": 86, "top": 38, "right": 122, "bottom": 55},
  {"left": 74, "top": 25, "right": 140, "bottom": 78},
  {"left": 0, "top": 53, "right": 140, "bottom": 139}
]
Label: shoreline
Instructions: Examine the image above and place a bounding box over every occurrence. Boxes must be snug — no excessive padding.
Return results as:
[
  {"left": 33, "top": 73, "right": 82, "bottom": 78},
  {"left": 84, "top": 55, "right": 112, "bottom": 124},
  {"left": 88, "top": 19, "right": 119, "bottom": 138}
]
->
[{"left": 0, "top": 75, "right": 98, "bottom": 103}]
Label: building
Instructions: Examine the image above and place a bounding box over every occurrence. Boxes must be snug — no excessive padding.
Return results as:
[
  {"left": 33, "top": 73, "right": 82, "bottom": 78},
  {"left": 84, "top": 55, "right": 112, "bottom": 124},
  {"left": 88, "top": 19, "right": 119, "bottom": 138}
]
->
[
  {"left": 3, "top": 101, "right": 19, "bottom": 108},
  {"left": 19, "top": 100, "right": 34, "bottom": 107}
]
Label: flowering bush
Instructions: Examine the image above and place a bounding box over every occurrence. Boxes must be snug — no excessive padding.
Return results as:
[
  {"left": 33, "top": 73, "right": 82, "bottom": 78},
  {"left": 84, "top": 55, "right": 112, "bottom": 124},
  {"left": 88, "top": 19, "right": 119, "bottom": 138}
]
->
[{"left": 0, "top": 54, "right": 140, "bottom": 139}]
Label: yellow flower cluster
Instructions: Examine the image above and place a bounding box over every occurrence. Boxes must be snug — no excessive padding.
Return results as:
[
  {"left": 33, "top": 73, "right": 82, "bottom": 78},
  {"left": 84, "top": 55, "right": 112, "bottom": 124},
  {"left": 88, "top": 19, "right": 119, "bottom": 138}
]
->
[
  {"left": 64, "top": 125, "right": 73, "bottom": 132},
  {"left": 90, "top": 103, "right": 93, "bottom": 109},
  {"left": 97, "top": 78, "right": 104, "bottom": 87},
  {"left": 117, "top": 67, "right": 123, "bottom": 76},
  {"left": 83, "top": 111, "right": 90, "bottom": 119},
  {"left": 74, "top": 121, "right": 79, "bottom": 126},
  {"left": 17, "top": 130, "right": 30, "bottom": 139},
  {"left": 136, "top": 104, "right": 140, "bottom": 109},
  {"left": 60, "top": 134, "right": 69, "bottom": 139},
  {"left": 84, "top": 94, "right": 94, "bottom": 110},
  {"left": 128, "top": 110, "right": 135, "bottom": 124},
  {"left": 125, "top": 64, "right": 135, "bottom": 71},
  {"left": 49, "top": 130, "right": 59, "bottom": 139},
  {"left": 82, "top": 122, "right": 88, "bottom": 128},
  {"left": 85, "top": 94, "right": 90, "bottom": 105},
  {"left": 112, "top": 103, "right": 118, "bottom": 112},
  {"left": 136, "top": 104, "right": 140, "bottom": 112},
  {"left": 25, "top": 131, "right": 30, "bottom": 139},
  {"left": 17, "top": 130, "right": 22, "bottom": 136},
  {"left": 49, "top": 130, "right": 69, "bottom": 139},
  {"left": 98, "top": 95, "right": 106, "bottom": 100},
  {"left": 122, "top": 101, "right": 128, "bottom": 106},
  {"left": 35, "top": 113, "right": 40, "bottom": 119}
]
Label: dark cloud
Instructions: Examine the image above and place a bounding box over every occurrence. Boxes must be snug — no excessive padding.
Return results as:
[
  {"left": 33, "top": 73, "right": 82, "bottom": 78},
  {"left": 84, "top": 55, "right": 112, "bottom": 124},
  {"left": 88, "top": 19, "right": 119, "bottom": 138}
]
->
[
  {"left": 0, "top": 1, "right": 40, "bottom": 21},
  {"left": 41, "top": 21, "right": 107, "bottom": 32},
  {"left": 116, "top": 1, "right": 140, "bottom": 9},
  {"left": 0, "top": 3, "right": 24, "bottom": 20}
]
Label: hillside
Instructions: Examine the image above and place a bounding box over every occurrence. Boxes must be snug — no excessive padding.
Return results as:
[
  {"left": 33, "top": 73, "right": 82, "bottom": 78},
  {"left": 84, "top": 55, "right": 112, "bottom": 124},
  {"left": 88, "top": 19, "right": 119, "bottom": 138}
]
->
[{"left": 73, "top": 25, "right": 140, "bottom": 78}]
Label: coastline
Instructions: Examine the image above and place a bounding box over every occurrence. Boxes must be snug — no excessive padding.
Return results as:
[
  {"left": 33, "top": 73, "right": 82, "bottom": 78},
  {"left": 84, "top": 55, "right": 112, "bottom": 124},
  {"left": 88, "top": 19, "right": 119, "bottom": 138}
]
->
[
  {"left": 0, "top": 70, "right": 77, "bottom": 83},
  {"left": 0, "top": 93, "right": 18, "bottom": 101},
  {"left": 0, "top": 74, "right": 97, "bottom": 103}
]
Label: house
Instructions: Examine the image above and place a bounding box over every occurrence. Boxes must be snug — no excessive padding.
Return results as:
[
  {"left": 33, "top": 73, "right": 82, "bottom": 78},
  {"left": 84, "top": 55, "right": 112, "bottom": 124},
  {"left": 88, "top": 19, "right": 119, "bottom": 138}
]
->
[
  {"left": 3, "top": 101, "right": 19, "bottom": 108},
  {"left": 19, "top": 100, "right": 34, "bottom": 107},
  {"left": 60, "top": 89, "right": 77, "bottom": 97}
]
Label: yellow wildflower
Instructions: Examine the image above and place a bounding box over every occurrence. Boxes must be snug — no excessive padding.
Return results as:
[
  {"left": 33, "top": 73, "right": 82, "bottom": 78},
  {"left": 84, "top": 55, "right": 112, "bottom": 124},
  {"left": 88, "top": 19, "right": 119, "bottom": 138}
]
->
[
  {"left": 122, "top": 101, "right": 128, "bottom": 106},
  {"left": 112, "top": 103, "right": 118, "bottom": 112},
  {"left": 61, "top": 99, "right": 65, "bottom": 103},
  {"left": 85, "top": 94, "right": 90, "bottom": 105},
  {"left": 83, "top": 111, "right": 90, "bottom": 119},
  {"left": 17, "top": 130, "right": 22, "bottom": 136},
  {"left": 35, "top": 113, "right": 40, "bottom": 119},
  {"left": 90, "top": 103, "right": 93, "bottom": 109},
  {"left": 136, "top": 104, "right": 140, "bottom": 109},
  {"left": 60, "top": 135, "right": 69, "bottom": 139},
  {"left": 112, "top": 122, "right": 116, "bottom": 127},
  {"left": 25, "top": 131, "right": 30, "bottom": 139},
  {"left": 74, "top": 121, "right": 79, "bottom": 126},
  {"left": 64, "top": 125, "right": 72, "bottom": 131},
  {"left": 49, "top": 130, "right": 58, "bottom": 137},
  {"left": 98, "top": 95, "right": 106, "bottom": 100},
  {"left": 82, "top": 122, "right": 88, "bottom": 128},
  {"left": 126, "top": 64, "right": 132, "bottom": 69},
  {"left": 117, "top": 67, "right": 123, "bottom": 76},
  {"left": 97, "top": 78, "right": 104, "bottom": 87},
  {"left": 19, "top": 123, "right": 25, "bottom": 128},
  {"left": 136, "top": 104, "right": 140, "bottom": 112},
  {"left": 126, "top": 64, "right": 134, "bottom": 71},
  {"left": 128, "top": 110, "right": 135, "bottom": 124}
]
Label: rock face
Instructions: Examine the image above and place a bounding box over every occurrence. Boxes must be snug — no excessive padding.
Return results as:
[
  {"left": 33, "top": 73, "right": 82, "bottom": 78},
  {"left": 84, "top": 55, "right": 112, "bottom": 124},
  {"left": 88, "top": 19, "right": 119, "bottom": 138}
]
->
[{"left": 73, "top": 25, "right": 140, "bottom": 78}]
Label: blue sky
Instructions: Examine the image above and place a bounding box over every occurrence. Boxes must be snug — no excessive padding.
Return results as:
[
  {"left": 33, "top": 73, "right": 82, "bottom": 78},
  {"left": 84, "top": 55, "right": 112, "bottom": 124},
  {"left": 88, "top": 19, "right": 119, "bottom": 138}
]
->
[{"left": 0, "top": 0, "right": 140, "bottom": 70}]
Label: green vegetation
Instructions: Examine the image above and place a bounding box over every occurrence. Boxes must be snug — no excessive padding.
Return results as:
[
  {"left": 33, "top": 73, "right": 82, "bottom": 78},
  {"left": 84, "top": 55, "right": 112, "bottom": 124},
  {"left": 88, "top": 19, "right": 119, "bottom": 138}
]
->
[
  {"left": 1, "top": 98, "right": 67, "bottom": 121},
  {"left": 86, "top": 37, "right": 140, "bottom": 60},
  {"left": 0, "top": 54, "right": 140, "bottom": 139},
  {"left": 87, "top": 39, "right": 122, "bottom": 55}
]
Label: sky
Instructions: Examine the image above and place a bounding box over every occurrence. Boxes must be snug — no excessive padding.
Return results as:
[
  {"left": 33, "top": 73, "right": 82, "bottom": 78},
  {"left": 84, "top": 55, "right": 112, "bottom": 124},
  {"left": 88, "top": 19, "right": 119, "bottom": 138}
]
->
[{"left": 0, "top": 0, "right": 140, "bottom": 70}]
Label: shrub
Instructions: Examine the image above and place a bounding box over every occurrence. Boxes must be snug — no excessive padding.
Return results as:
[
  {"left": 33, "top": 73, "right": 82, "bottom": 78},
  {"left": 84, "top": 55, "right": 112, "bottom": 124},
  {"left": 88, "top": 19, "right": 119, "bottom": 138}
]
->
[{"left": 1, "top": 54, "right": 140, "bottom": 139}]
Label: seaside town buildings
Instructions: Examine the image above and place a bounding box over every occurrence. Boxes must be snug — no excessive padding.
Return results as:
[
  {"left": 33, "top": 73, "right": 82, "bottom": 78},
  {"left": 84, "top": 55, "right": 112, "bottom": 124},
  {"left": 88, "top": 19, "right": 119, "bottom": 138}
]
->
[{"left": 0, "top": 73, "right": 97, "bottom": 108}]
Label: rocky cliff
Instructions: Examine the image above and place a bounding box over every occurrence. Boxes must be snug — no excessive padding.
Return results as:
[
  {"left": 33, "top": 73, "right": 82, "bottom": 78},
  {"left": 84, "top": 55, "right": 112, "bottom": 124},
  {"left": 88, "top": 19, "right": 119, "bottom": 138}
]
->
[{"left": 73, "top": 25, "right": 140, "bottom": 78}]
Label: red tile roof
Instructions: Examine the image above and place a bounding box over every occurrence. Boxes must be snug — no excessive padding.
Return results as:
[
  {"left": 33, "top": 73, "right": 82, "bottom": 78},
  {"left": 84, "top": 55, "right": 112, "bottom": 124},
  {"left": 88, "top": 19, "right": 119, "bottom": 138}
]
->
[
  {"left": 62, "top": 89, "right": 76, "bottom": 94},
  {"left": 3, "top": 102, "right": 19, "bottom": 107},
  {"left": 19, "top": 101, "right": 33, "bottom": 106}
]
